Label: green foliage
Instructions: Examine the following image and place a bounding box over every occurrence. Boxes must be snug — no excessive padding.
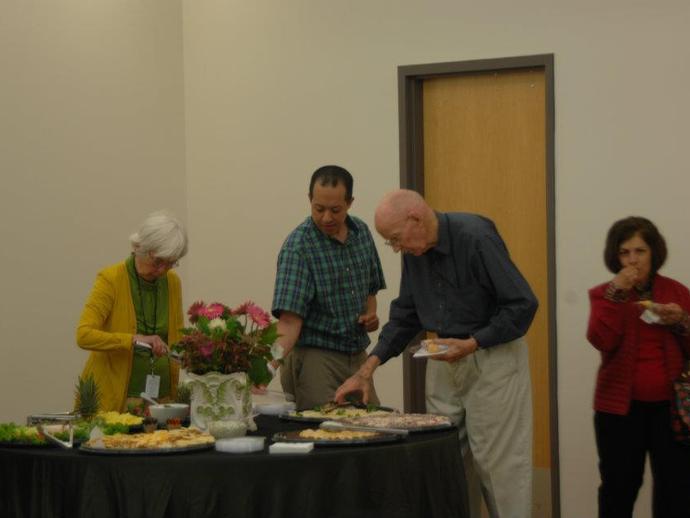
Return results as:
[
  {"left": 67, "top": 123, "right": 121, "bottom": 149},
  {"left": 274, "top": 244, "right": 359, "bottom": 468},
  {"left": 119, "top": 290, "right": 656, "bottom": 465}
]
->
[
  {"left": 259, "top": 323, "right": 279, "bottom": 346},
  {"left": 248, "top": 356, "right": 272, "bottom": 387}
]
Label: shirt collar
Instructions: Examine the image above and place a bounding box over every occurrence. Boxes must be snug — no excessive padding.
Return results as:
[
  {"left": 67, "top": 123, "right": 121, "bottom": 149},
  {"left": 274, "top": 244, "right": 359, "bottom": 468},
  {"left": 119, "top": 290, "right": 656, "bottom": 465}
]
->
[{"left": 307, "top": 215, "right": 358, "bottom": 242}]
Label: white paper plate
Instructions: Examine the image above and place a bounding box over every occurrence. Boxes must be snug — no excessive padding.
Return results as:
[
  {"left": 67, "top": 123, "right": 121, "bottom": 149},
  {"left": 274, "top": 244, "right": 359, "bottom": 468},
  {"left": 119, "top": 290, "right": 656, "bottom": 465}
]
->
[
  {"left": 412, "top": 344, "right": 449, "bottom": 358},
  {"left": 254, "top": 402, "right": 296, "bottom": 416},
  {"left": 215, "top": 437, "right": 265, "bottom": 453}
]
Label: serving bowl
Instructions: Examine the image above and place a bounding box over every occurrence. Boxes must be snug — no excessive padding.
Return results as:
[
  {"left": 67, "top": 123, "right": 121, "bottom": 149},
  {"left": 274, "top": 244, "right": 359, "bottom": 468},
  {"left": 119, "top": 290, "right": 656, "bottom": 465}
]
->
[{"left": 148, "top": 403, "right": 189, "bottom": 423}]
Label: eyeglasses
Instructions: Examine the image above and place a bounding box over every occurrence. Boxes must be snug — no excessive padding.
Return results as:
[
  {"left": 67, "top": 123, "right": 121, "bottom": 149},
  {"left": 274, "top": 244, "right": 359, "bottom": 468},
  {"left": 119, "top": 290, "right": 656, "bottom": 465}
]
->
[{"left": 148, "top": 254, "right": 179, "bottom": 270}]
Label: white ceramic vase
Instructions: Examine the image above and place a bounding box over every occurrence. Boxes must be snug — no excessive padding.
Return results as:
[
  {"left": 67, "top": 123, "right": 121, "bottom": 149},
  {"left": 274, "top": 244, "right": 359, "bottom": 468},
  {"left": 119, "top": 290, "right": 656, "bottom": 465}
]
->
[{"left": 184, "top": 371, "right": 256, "bottom": 433}]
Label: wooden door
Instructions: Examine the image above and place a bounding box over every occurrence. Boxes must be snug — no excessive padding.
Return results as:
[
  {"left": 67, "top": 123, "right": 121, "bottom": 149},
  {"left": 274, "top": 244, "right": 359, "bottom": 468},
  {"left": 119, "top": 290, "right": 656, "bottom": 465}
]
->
[
  {"left": 423, "top": 67, "right": 549, "bottom": 469},
  {"left": 398, "top": 56, "right": 556, "bottom": 517}
]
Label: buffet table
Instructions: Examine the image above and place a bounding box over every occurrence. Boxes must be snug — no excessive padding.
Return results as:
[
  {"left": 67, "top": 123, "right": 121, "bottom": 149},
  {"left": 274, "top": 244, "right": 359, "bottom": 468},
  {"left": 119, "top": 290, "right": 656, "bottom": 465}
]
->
[{"left": 0, "top": 415, "right": 468, "bottom": 518}]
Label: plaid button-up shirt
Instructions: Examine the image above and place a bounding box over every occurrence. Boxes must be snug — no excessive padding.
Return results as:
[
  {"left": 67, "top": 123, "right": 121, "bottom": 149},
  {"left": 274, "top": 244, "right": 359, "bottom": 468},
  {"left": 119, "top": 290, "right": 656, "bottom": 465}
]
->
[{"left": 272, "top": 215, "right": 386, "bottom": 353}]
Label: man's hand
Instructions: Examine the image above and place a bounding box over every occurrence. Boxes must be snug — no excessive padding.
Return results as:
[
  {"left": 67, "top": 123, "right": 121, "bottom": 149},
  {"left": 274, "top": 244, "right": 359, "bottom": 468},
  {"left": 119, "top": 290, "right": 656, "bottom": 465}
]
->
[
  {"left": 358, "top": 312, "right": 380, "bottom": 332},
  {"left": 334, "top": 356, "right": 380, "bottom": 404},
  {"left": 431, "top": 337, "right": 479, "bottom": 363}
]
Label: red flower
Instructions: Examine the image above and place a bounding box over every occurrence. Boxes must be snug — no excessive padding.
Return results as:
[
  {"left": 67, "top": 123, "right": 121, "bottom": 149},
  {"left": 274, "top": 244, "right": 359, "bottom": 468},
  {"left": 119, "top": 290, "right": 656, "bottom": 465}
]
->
[
  {"left": 187, "top": 301, "right": 205, "bottom": 324},
  {"left": 201, "top": 303, "right": 227, "bottom": 320},
  {"left": 231, "top": 301, "right": 252, "bottom": 316}
]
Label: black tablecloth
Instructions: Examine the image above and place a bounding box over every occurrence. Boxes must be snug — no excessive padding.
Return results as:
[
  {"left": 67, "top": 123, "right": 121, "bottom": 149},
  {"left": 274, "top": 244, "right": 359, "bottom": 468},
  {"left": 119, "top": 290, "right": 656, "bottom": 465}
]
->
[{"left": 0, "top": 415, "right": 468, "bottom": 518}]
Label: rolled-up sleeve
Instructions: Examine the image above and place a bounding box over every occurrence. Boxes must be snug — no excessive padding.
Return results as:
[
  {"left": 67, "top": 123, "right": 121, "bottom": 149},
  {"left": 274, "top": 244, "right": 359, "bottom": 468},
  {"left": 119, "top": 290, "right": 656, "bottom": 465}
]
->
[
  {"left": 272, "top": 246, "right": 314, "bottom": 319},
  {"left": 470, "top": 233, "right": 538, "bottom": 348}
]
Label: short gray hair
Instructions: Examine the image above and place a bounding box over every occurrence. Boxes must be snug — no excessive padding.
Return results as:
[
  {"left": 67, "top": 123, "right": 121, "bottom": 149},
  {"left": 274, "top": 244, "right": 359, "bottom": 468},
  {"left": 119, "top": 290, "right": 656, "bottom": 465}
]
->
[{"left": 129, "top": 210, "right": 188, "bottom": 261}]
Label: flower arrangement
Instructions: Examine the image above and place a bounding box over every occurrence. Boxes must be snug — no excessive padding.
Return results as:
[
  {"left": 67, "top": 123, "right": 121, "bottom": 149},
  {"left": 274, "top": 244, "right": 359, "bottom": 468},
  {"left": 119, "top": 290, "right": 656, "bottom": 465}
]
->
[{"left": 172, "top": 301, "right": 278, "bottom": 386}]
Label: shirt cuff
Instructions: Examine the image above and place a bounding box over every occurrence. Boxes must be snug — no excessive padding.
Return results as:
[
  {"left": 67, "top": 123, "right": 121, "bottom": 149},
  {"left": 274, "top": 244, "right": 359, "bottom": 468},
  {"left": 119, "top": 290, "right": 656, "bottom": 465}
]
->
[{"left": 604, "top": 282, "right": 630, "bottom": 303}]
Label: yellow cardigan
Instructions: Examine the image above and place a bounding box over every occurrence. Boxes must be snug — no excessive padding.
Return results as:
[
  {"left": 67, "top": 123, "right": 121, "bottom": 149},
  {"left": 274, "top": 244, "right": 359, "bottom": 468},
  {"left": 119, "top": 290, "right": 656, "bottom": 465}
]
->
[{"left": 76, "top": 261, "right": 183, "bottom": 412}]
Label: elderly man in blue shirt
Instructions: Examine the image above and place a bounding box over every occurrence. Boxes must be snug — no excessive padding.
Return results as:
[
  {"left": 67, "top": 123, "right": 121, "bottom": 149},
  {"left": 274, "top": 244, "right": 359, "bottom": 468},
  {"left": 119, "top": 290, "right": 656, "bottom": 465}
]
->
[
  {"left": 269, "top": 165, "right": 386, "bottom": 411},
  {"left": 336, "top": 189, "right": 538, "bottom": 518}
]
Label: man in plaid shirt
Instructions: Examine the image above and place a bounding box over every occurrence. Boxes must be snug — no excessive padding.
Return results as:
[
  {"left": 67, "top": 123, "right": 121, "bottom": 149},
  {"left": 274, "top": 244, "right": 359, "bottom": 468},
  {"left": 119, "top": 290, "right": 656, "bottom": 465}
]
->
[{"left": 270, "top": 165, "right": 386, "bottom": 410}]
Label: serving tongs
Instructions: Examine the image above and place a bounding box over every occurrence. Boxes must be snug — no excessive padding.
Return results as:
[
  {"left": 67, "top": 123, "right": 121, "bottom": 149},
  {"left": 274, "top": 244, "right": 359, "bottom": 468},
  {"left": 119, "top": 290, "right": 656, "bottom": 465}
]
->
[
  {"left": 134, "top": 341, "right": 182, "bottom": 360},
  {"left": 30, "top": 413, "right": 80, "bottom": 449},
  {"left": 319, "top": 420, "right": 409, "bottom": 436},
  {"left": 320, "top": 398, "right": 369, "bottom": 414}
]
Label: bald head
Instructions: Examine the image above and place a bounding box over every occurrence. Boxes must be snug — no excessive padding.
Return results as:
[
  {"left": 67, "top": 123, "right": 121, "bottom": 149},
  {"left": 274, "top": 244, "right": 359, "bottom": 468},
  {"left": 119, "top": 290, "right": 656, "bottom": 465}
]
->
[
  {"left": 374, "top": 190, "right": 438, "bottom": 255},
  {"left": 374, "top": 189, "right": 427, "bottom": 234}
]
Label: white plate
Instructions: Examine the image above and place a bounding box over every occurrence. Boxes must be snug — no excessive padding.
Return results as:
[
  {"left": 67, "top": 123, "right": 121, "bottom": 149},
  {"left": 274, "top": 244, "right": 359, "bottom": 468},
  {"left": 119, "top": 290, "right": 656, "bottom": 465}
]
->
[
  {"left": 412, "top": 344, "right": 449, "bottom": 358},
  {"left": 254, "top": 402, "right": 295, "bottom": 416}
]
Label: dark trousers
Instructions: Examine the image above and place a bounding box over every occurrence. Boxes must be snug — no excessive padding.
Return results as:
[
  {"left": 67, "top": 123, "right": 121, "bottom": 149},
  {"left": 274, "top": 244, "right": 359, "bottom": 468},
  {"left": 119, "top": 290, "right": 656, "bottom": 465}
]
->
[{"left": 595, "top": 401, "right": 690, "bottom": 518}]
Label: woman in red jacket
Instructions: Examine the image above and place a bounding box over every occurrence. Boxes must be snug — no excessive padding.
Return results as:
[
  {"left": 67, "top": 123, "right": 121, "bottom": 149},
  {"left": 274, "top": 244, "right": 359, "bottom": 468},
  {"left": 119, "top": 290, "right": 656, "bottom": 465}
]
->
[{"left": 588, "top": 216, "right": 690, "bottom": 518}]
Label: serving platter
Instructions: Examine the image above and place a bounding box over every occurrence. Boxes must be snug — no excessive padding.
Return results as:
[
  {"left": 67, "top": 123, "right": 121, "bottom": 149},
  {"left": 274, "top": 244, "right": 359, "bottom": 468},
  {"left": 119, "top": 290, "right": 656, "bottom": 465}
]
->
[
  {"left": 272, "top": 429, "right": 402, "bottom": 446},
  {"left": 338, "top": 413, "right": 454, "bottom": 433},
  {"left": 279, "top": 405, "right": 397, "bottom": 424},
  {"left": 79, "top": 442, "right": 214, "bottom": 455},
  {"left": 78, "top": 428, "right": 215, "bottom": 455},
  {"left": 0, "top": 423, "right": 89, "bottom": 448}
]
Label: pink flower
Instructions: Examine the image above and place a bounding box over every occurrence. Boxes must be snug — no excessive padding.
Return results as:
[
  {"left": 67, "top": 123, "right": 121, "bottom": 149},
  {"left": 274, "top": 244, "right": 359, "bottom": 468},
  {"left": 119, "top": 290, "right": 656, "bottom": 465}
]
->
[
  {"left": 231, "top": 301, "right": 252, "bottom": 316},
  {"left": 246, "top": 303, "right": 271, "bottom": 329},
  {"left": 187, "top": 301, "right": 205, "bottom": 323},
  {"left": 201, "top": 302, "right": 227, "bottom": 320}
]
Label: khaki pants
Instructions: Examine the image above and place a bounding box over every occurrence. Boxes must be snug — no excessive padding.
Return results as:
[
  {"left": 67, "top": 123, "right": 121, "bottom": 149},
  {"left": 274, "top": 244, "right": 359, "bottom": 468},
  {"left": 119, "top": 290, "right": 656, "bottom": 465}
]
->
[
  {"left": 280, "top": 346, "right": 380, "bottom": 411},
  {"left": 426, "top": 337, "right": 533, "bottom": 518}
]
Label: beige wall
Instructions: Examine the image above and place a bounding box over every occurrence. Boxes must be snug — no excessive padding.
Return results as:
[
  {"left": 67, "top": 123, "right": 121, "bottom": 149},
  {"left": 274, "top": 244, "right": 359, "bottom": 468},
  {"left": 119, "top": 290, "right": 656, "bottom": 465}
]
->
[
  {"left": 2, "top": 1, "right": 689, "bottom": 517},
  {"left": 0, "top": 1, "right": 187, "bottom": 418}
]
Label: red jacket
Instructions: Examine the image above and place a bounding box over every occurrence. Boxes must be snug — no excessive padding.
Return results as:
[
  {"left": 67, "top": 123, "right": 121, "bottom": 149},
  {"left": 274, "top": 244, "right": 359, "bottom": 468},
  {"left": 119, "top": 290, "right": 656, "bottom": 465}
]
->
[{"left": 587, "top": 274, "right": 690, "bottom": 415}]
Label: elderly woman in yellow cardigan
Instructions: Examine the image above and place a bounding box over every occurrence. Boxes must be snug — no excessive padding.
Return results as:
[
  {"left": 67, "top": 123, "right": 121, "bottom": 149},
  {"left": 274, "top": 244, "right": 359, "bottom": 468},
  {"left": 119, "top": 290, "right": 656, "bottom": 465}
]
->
[{"left": 76, "top": 211, "right": 188, "bottom": 412}]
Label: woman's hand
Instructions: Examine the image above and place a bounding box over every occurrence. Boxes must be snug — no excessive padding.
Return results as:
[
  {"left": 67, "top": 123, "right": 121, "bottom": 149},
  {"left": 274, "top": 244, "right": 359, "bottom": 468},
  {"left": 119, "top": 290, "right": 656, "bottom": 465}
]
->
[
  {"left": 612, "top": 266, "right": 639, "bottom": 290},
  {"left": 133, "top": 334, "right": 169, "bottom": 357},
  {"left": 654, "top": 303, "right": 687, "bottom": 326}
]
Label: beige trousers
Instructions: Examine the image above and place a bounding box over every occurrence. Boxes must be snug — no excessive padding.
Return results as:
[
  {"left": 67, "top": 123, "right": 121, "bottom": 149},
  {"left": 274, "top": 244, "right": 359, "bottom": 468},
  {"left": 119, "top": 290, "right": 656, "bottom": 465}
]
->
[
  {"left": 281, "top": 346, "right": 380, "bottom": 411},
  {"left": 426, "top": 337, "right": 533, "bottom": 518}
]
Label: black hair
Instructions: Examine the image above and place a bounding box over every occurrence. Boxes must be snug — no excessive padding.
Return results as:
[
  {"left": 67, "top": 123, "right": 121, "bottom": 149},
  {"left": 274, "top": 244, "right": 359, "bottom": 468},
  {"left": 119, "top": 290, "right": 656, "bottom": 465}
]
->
[
  {"left": 309, "top": 165, "right": 353, "bottom": 201},
  {"left": 603, "top": 216, "right": 667, "bottom": 274}
]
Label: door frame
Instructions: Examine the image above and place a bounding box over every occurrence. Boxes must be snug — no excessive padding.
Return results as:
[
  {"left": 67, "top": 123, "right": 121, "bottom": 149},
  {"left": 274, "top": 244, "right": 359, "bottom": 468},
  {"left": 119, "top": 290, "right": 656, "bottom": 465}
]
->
[{"left": 397, "top": 54, "right": 558, "bottom": 517}]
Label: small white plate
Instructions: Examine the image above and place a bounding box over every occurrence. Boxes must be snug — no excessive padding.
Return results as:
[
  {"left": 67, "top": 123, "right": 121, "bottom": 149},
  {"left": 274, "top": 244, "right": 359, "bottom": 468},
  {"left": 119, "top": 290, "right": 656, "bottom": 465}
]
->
[
  {"left": 412, "top": 344, "right": 449, "bottom": 358},
  {"left": 254, "top": 402, "right": 295, "bottom": 416}
]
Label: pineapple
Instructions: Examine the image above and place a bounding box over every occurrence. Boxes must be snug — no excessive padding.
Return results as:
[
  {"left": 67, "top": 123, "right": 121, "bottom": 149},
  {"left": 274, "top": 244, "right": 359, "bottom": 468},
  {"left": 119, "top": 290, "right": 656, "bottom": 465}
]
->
[
  {"left": 75, "top": 375, "right": 101, "bottom": 420},
  {"left": 175, "top": 383, "right": 191, "bottom": 406}
]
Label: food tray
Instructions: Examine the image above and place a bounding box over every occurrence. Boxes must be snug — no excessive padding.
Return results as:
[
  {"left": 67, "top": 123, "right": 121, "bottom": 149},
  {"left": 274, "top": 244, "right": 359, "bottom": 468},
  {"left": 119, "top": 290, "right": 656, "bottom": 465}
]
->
[
  {"left": 339, "top": 414, "right": 454, "bottom": 433},
  {"left": 272, "top": 430, "right": 402, "bottom": 446},
  {"left": 279, "top": 406, "right": 397, "bottom": 424},
  {"left": 79, "top": 442, "right": 214, "bottom": 455}
]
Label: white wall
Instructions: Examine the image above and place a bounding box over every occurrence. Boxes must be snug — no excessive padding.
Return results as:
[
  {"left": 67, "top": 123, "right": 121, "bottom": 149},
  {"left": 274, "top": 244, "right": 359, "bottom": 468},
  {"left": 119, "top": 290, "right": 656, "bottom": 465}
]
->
[
  {"left": 0, "top": 0, "right": 187, "bottom": 419},
  {"left": 1, "top": 1, "right": 689, "bottom": 517},
  {"left": 181, "top": 2, "right": 690, "bottom": 518}
]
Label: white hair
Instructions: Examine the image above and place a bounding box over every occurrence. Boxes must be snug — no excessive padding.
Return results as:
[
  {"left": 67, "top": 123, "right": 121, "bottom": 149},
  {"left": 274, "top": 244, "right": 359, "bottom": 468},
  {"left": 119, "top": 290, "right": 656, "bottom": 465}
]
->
[{"left": 129, "top": 210, "right": 188, "bottom": 260}]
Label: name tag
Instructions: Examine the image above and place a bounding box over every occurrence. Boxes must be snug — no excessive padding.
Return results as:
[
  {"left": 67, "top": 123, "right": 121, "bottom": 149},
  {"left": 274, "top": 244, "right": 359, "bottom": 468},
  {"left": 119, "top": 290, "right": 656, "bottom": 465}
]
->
[{"left": 145, "top": 375, "right": 161, "bottom": 399}]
